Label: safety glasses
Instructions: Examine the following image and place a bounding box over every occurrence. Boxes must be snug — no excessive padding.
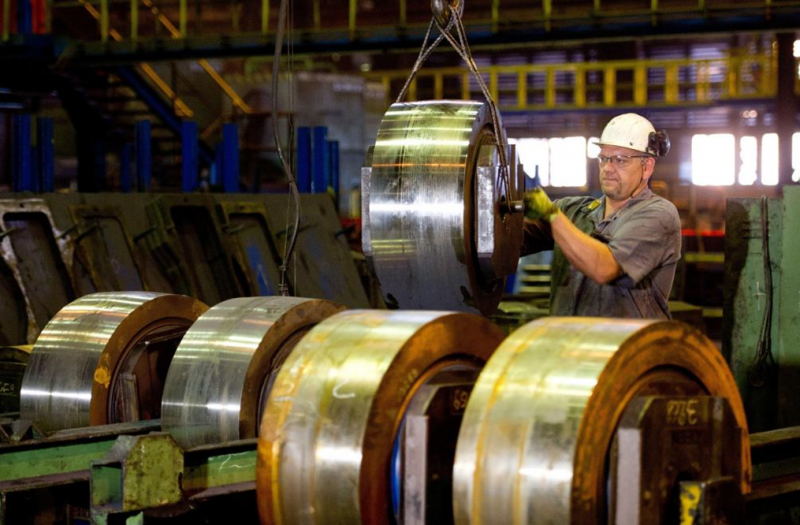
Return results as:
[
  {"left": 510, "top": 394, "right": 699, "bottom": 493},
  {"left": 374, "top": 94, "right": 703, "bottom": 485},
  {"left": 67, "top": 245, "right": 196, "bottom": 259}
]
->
[{"left": 597, "top": 155, "right": 650, "bottom": 168}]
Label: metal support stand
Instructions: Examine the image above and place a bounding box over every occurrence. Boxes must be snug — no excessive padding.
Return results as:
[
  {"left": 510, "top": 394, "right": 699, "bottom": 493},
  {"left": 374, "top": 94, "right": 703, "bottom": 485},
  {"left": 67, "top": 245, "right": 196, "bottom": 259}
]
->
[{"left": 610, "top": 396, "right": 745, "bottom": 525}]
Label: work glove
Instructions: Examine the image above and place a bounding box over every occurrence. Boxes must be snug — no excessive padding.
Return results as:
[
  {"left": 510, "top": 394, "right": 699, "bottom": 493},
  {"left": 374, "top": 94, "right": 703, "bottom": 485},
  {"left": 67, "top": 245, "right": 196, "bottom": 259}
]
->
[{"left": 523, "top": 188, "right": 560, "bottom": 222}]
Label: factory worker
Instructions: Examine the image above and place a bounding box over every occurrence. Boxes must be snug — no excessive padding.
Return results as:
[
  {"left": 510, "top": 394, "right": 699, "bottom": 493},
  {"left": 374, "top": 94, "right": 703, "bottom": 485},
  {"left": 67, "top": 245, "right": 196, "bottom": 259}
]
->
[{"left": 521, "top": 113, "right": 680, "bottom": 319}]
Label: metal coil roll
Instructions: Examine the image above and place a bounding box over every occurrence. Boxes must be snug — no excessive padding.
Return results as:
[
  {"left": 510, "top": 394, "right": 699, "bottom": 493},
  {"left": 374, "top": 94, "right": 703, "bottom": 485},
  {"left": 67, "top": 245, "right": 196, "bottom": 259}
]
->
[
  {"left": 161, "top": 296, "right": 345, "bottom": 449},
  {"left": 256, "top": 309, "right": 505, "bottom": 525},
  {"left": 363, "top": 100, "right": 522, "bottom": 316},
  {"left": 19, "top": 292, "right": 208, "bottom": 433},
  {"left": 452, "top": 317, "right": 750, "bottom": 525}
]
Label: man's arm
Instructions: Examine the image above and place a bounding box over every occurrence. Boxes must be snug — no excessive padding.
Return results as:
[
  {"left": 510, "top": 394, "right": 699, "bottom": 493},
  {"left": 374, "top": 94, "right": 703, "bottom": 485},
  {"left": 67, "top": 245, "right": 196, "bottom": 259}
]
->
[{"left": 549, "top": 211, "right": 622, "bottom": 284}]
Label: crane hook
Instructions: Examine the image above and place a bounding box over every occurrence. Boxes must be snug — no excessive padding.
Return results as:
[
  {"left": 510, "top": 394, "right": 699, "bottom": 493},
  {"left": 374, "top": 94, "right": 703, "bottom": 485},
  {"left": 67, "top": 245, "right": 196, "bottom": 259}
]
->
[{"left": 431, "top": 0, "right": 463, "bottom": 28}]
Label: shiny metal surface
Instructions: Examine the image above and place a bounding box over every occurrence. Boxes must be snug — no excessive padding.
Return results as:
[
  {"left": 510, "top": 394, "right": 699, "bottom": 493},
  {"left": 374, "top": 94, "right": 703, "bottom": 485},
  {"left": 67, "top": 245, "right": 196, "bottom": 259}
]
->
[
  {"left": 364, "top": 101, "right": 510, "bottom": 315},
  {"left": 453, "top": 317, "right": 750, "bottom": 525},
  {"left": 19, "top": 292, "right": 207, "bottom": 433},
  {"left": 161, "top": 296, "right": 345, "bottom": 449},
  {"left": 256, "top": 309, "right": 504, "bottom": 525}
]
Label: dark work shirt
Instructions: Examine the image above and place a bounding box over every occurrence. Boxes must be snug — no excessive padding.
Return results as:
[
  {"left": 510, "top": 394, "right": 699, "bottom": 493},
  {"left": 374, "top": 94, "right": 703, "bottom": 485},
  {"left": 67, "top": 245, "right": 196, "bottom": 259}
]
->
[{"left": 522, "top": 188, "right": 681, "bottom": 319}]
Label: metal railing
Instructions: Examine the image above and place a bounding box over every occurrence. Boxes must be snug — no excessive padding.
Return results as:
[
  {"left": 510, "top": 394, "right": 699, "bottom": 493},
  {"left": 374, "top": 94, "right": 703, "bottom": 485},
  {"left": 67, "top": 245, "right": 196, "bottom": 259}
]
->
[
  {"left": 2, "top": 0, "right": 792, "bottom": 44},
  {"left": 366, "top": 55, "right": 779, "bottom": 111}
]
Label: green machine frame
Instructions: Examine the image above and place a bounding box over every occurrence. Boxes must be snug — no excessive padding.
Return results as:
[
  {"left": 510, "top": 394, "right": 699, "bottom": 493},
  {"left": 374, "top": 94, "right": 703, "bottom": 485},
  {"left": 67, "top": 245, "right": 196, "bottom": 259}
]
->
[{"left": 724, "top": 185, "right": 800, "bottom": 433}]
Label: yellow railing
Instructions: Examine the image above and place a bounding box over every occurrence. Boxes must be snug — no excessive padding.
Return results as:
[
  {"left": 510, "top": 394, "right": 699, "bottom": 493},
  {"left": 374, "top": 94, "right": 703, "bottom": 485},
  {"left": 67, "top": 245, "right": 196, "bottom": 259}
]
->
[{"left": 366, "top": 55, "right": 778, "bottom": 110}]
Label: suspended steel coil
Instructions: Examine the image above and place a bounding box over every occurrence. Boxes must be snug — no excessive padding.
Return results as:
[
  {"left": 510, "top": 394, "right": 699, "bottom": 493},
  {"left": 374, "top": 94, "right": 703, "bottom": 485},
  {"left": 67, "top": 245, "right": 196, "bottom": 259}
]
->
[
  {"left": 452, "top": 318, "right": 750, "bottom": 525},
  {"left": 19, "top": 292, "right": 207, "bottom": 433},
  {"left": 161, "top": 296, "right": 345, "bottom": 449},
  {"left": 363, "top": 101, "right": 523, "bottom": 316},
  {"left": 256, "top": 309, "right": 505, "bottom": 525}
]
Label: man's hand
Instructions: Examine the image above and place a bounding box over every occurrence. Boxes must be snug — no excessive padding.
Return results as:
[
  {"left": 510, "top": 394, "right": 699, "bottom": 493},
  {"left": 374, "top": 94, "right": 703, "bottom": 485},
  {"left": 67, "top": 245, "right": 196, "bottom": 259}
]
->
[{"left": 524, "top": 188, "right": 560, "bottom": 222}]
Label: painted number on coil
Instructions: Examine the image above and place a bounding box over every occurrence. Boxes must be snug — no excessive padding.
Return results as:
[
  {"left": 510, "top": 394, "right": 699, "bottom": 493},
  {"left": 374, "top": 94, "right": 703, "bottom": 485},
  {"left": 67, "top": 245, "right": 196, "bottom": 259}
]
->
[
  {"left": 666, "top": 399, "right": 700, "bottom": 426},
  {"left": 0, "top": 381, "right": 15, "bottom": 396},
  {"left": 452, "top": 388, "right": 470, "bottom": 413}
]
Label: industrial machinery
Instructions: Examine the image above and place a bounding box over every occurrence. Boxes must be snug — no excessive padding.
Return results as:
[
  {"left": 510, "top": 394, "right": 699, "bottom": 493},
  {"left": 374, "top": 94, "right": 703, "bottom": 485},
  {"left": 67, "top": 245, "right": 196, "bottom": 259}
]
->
[
  {"left": 1, "top": 289, "right": 799, "bottom": 523},
  {"left": 0, "top": 193, "right": 368, "bottom": 347},
  {"left": 724, "top": 186, "right": 800, "bottom": 433},
  {"left": 254, "top": 315, "right": 760, "bottom": 525}
]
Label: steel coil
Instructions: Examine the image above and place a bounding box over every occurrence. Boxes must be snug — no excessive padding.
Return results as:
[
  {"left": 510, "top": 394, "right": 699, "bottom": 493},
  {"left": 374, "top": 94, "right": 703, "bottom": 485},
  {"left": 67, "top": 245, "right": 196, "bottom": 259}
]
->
[
  {"left": 363, "top": 100, "right": 521, "bottom": 316},
  {"left": 19, "top": 292, "right": 207, "bottom": 433},
  {"left": 256, "top": 309, "right": 505, "bottom": 525},
  {"left": 452, "top": 317, "right": 750, "bottom": 524},
  {"left": 161, "top": 296, "right": 345, "bottom": 449}
]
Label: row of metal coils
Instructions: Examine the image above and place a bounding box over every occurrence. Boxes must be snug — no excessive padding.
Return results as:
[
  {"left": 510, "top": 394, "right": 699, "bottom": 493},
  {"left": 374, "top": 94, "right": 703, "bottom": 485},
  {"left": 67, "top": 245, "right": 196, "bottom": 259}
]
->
[{"left": 18, "top": 292, "right": 750, "bottom": 523}]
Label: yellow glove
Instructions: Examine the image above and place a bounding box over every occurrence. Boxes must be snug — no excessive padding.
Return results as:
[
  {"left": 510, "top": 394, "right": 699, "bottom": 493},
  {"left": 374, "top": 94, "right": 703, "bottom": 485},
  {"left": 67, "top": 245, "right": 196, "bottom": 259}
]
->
[{"left": 523, "top": 188, "right": 560, "bottom": 222}]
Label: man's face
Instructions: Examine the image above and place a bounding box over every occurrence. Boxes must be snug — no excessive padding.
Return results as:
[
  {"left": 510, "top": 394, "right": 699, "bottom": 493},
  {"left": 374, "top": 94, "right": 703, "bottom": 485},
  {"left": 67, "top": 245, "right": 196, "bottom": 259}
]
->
[{"left": 598, "top": 145, "right": 654, "bottom": 201}]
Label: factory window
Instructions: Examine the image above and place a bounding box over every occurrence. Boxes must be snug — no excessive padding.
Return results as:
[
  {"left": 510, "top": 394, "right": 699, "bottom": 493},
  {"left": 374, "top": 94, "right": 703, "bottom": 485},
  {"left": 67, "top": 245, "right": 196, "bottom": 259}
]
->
[
  {"left": 761, "top": 133, "right": 779, "bottom": 186},
  {"left": 511, "top": 138, "right": 550, "bottom": 185},
  {"left": 511, "top": 136, "right": 588, "bottom": 187},
  {"left": 691, "top": 134, "right": 735, "bottom": 186},
  {"left": 794, "top": 133, "right": 800, "bottom": 182},
  {"left": 739, "top": 136, "right": 758, "bottom": 185},
  {"left": 587, "top": 137, "right": 600, "bottom": 159},
  {"left": 549, "top": 137, "right": 587, "bottom": 187}
]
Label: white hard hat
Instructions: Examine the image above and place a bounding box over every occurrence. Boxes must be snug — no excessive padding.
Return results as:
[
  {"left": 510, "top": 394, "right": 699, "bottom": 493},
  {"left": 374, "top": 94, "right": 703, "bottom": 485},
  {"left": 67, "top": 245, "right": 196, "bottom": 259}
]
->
[{"left": 595, "top": 113, "right": 659, "bottom": 156}]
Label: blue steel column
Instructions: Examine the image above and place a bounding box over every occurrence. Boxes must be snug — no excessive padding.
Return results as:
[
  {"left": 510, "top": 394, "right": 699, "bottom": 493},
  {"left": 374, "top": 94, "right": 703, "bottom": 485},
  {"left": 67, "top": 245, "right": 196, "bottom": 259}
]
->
[
  {"left": 12, "top": 114, "right": 32, "bottom": 192},
  {"left": 182, "top": 120, "right": 199, "bottom": 193},
  {"left": 312, "top": 126, "right": 328, "bottom": 193},
  {"left": 328, "top": 139, "right": 339, "bottom": 202},
  {"left": 296, "top": 126, "right": 312, "bottom": 193},
  {"left": 212, "top": 142, "right": 223, "bottom": 187},
  {"left": 120, "top": 142, "right": 132, "bottom": 192},
  {"left": 221, "top": 123, "right": 239, "bottom": 193},
  {"left": 17, "top": 0, "right": 32, "bottom": 35},
  {"left": 37, "top": 117, "right": 54, "bottom": 192},
  {"left": 135, "top": 120, "right": 152, "bottom": 191}
]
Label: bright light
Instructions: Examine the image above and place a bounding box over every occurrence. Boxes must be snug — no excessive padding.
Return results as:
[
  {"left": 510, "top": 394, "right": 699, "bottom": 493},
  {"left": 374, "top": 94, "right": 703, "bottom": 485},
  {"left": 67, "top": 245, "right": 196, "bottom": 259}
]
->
[
  {"left": 514, "top": 138, "right": 550, "bottom": 185},
  {"left": 794, "top": 39, "right": 800, "bottom": 58},
  {"left": 587, "top": 136, "right": 600, "bottom": 159},
  {"left": 761, "top": 133, "right": 779, "bottom": 186},
  {"left": 549, "top": 137, "right": 587, "bottom": 187},
  {"left": 739, "top": 136, "right": 757, "bottom": 185},
  {"left": 691, "top": 134, "right": 735, "bottom": 186},
  {"left": 793, "top": 133, "right": 800, "bottom": 182}
]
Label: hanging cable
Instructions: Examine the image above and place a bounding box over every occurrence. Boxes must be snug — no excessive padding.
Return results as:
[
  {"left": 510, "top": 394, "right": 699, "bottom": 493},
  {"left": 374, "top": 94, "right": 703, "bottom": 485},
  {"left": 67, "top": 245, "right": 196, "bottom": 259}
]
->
[
  {"left": 272, "top": 0, "right": 301, "bottom": 296},
  {"left": 394, "top": 3, "right": 511, "bottom": 206},
  {"left": 748, "top": 195, "right": 774, "bottom": 387}
]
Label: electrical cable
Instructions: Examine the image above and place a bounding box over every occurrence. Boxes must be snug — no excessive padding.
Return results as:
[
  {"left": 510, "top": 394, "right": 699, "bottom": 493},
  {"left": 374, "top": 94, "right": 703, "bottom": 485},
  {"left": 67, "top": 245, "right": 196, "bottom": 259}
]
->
[
  {"left": 272, "top": 0, "right": 301, "bottom": 296},
  {"left": 749, "top": 195, "right": 774, "bottom": 387}
]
